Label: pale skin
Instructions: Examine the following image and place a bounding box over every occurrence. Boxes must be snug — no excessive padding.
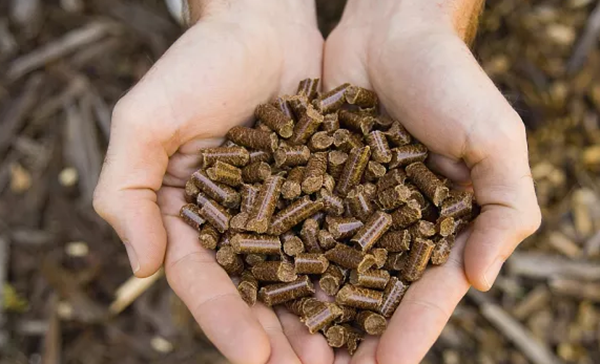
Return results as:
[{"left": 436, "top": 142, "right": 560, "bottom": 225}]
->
[{"left": 93, "top": 0, "right": 541, "bottom": 363}]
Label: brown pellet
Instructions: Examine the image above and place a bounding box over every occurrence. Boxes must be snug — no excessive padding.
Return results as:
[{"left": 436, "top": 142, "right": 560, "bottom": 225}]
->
[
  {"left": 314, "top": 83, "right": 350, "bottom": 113},
  {"left": 239, "top": 183, "right": 259, "bottom": 214},
  {"left": 388, "top": 144, "right": 428, "bottom": 169},
  {"left": 272, "top": 96, "right": 295, "bottom": 121},
  {"left": 192, "top": 171, "right": 241, "bottom": 209},
  {"left": 350, "top": 269, "right": 391, "bottom": 290},
  {"left": 378, "top": 277, "right": 410, "bottom": 318},
  {"left": 288, "top": 95, "right": 310, "bottom": 120},
  {"left": 268, "top": 196, "right": 325, "bottom": 235},
  {"left": 408, "top": 220, "right": 436, "bottom": 238},
  {"left": 309, "top": 211, "right": 326, "bottom": 225},
  {"left": 383, "top": 252, "right": 407, "bottom": 271},
  {"left": 255, "top": 121, "right": 272, "bottom": 132},
  {"left": 351, "top": 211, "right": 392, "bottom": 252},
  {"left": 335, "top": 284, "right": 383, "bottom": 311},
  {"left": 344, "top": 85, "right": 378, "bottom": 108},
  {"left": 197, "top": 197, "right": 231, "bottom": 233},
  {"left": 317, "top": 229, "right": 337, "bottom": 250},
  {"left": 384, "top": 120, "right": 412, "bottom": 146},
  {"left": 356, "top": 311, "right": 387, "bottom": 336},
  {"left": 406, "top": 183, "right": 427, "bottom": 207},
  {"left": 332, "top": 128, "right": 364, "bottom": 153},
  {"left": 216, "top": 246, "right": 244, "bottom": 275},
  {"left": 302, "top": 303, "right": 343, "bottom": 334},
  {"left": 440, "top": 191, "right": 474, "bottom": 218},
  {"left": 252, "top": 261, "right": 297, "bottom": 282},
  {"left": 377, "top": 230, "right": 411, "bottom": 252},
  {"left": 377, "top": 184, "right": 412, "bottom": 210},
  {"left": 283, "top": 235, "right": 305, "bottom": 257},
  {"left": 295, "top": 253, "right": 329, "bottom": 275},
  {"left": 198, "top": 223, "right": 220, "bottom": 250},
  {"left": 274, "top": 145, "right": 311, "bottom": 168},
  {"left": 259, "top": 275, "right": 315, "bottom": 306},
  {"left": 284, "top": 297, "right": 315, "bottom": 316},
  {"left": 339, "top": 109, "right": 374, "bottom": 135},
  {"left": 229, "top": 212, "right": 249, "bottom": 232},
  {"left": 180, "top": 203, "right": 205, "bottom": 231},
  {"left": 199, "top": 146, "right": 250, "bottom": 168},
  {"left": 401, "top": 237, "right": 435, "bottom": 282},
  {"left": 345, "top": 325, "right": 363, "bottom": 355},
  {"left": 249, "top": 149, "right": 272, "bottom": 164},
  {"left": 324, "top": 243, "right": 376, "bottom": 273},
  {"left": 335, "top": 305, "right": 358, "bottom": 323},
  {"left": 322, "top": 113, "right": 340, "bottom": 132},
  {"left": 364, "top": 160, "right": 386, "bottom": 182},
  {"left": 226, "top": 126, "right": 279, "bottom": 152},
  {"left": 241, "top": 162, "right": 271, "bottom": 184},
  {"left": 230, "top": 233, "right": 281, "bottom": 255},
  {"left": 297, "top": 78, "right": 320, "bottom": 101},
  {"left": 391, "top": 199, "right": 422, "bottom": 229},
  {"left": 431, "top": 235, "right": 455, "bottom": 265},
  {"left": 206, "top": 160, "right": 243, "bottom": 187},
  {"left": 366, "top": 130, "right": 392, "bottom": 163},
  {"left": 319, "top": 264, "right": 345, "bottom": 296},
  {"left": 436, "top": 216, "right": 456, "bottom": 237},
  {"left": 218, "top": 231, "right": 233, "bottom": 248},
  {"left": 345, "top": 185, "right": 375, "bottom": 222},
  {"left": 237, "top": 271, "right": 258, "bottom": 306},
  {"left": 325, "top": 325, "right": 348, "bottom": 348},
  {"left": 300, "top": 218, "right": 322, "bottom": 253},
  {"left": 302, "top": 152, "right": 327, "bottom": 194},
  {"left": 245, "top": 253, "right": 266, "bottom": 266},
  {"left": 335, "top": 146, "right": 371, "bottom": 196},
  {"left": 406, "top": 162, "right": 450, "bottom": 207},
  {"left": 326, "top": 216, "right": 364, "bottom": 240},
  {"left": 246, "top": 175, "right": 284, "bottom": 233},
  {"left": 327, "top": 150, "right": 348, "bottom": 179},
  {"left": 255, "top": 103, "right": 294, "bottom": 139},
  {"left": 184, "top": 180, "right": 200, "bottom": 203},
  {"left": 376, "top": 168, "right": 407, "bottom": 192},
  {"left": 317, "top": 189, "right": 344, "bottom": 216},
  {"left": 281, "top": 166, "right": 305, "bottom": 200},
  {"left": 308, "top": 131, "right": 334, "bottom": 152},
  {"left": 322, "top": 174, "right": 336, "bottom": 192},
  {"left": 289, "top": 106, "right": 324, "bottom": 145},
  {"left": 364, "top": 183, "right": 377, "bottom": 199},
  {"left": 371, "top": 248, "right": 388, "bottom": 269},
  {"left": 373, "top": 115, "right": 395, "bottom": 129}
]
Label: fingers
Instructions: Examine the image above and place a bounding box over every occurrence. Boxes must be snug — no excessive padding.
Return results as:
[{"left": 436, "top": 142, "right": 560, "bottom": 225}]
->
[
  {"left": 253, "top": 304, "right": 303, "bottom": 364},
  {"left": 427, "top": 153, "right": 471, "bottom": 187},
  {"left": 160, "top": 186, "right": 270, "bottom": 364},
  {"left": 377, "top": 231, "right": 471, "bottom": 364},
  {"left": 350, "top": 335, "right": 378, "bottom": 364}
]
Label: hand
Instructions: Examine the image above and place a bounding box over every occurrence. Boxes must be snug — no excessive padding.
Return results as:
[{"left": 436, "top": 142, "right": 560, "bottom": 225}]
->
[
  {"left": 322, "top": 0, "right": 541, "bottom": 363},
  {"left": 93, "top": 1, "right": 325, "bottom": 363}
]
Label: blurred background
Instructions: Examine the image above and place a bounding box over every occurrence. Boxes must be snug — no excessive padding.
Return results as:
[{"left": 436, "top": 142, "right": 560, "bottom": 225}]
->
[{"left": 1, "top": 0, "right": 599, "bottom": 363}]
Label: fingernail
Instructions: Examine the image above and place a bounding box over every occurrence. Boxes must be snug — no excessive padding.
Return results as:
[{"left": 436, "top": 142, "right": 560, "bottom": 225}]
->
[
  {"left": 124, "top": 242, "right": 140, "bottom": 274},
  {"left": 483, "top": 258, "right": 504, "bottom": 290}
]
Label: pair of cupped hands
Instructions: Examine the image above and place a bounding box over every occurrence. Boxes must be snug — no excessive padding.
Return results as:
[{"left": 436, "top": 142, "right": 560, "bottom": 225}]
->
[{"left": 93, "top": 1, "right": 541, "bottom": 363}]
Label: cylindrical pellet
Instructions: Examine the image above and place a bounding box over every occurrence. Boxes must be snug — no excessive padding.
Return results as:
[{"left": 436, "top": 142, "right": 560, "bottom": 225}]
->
[
  {"left": 302, "top": 303, "right": 343, "bottom": 334},
  {"left": 246, "top": 175, "right": 284, "bottom": 233},
  {"left": 326, "top": 216, "right": 364, "bottom": 240},
  {"left": 288, "top": 95, "right": 309, "bottom": 120},
  {"left": 216, "top": 246, "right": 244, "bottom": 275},
  {"left": 229, "top": 212, "right": 248, "bottom": 232},
  {"left": 366, "top": 130, "right": 392, "bottom": 163},
  {"left": 377, "top": 230, "right": 411, "bottom": 252},
  {"left": 364, "top": 161, "right": 386, "bottom": 182},
  {"left": 406, "top": 162, "right": 450, "bottom": 207},
  {"left": 237, "top": 271, "right": 258, "bottom": 306},
  {"left": 322, "top": 174, "right": 336, "bottom": 192},
  {"left": 431, "top": 235, "right": 455, "bottom": 265},
  {"left": 314, "top": 83, "right": 350, "bottom": 113},
  {"left": 345, "top": 325, "right": 363, "bottom": 356},
  {"left": 295, "top": 253, "right": 329, "bottom": 274},
  {"left": 335, "top": 284, "right": 383, "bottom": 311},
  {"left": 345, "top": 185, "right": 375, "bottom": 222},
  {"left": 332, "top": 128, "right": 364, "bottom": 153},
  {"left": 198, "top": 223, "right": 220, "bottom": 250},
  {"left": 282, "top": 234, "right": 305, "bottom": 257},
  {"left": 255, "top": 103, "right": 294, "bottom": 138},
  {"left": 272, "top": 96, "right": 295, "bottom": 121},
  {"left": 344, "top": 85, "right": 378, "bottom": 108},
  {"left": 244, "top": 253, "right": 266, "bottom": 266},
  {"left": 308, "top": 131, "right": 334, "bottom": 152},
  {"left": 436, "top": 216, "right": 456, "bottom": 237},
  {"left": 351, "top": 211, "right": 392, "bottom": 251},
  {"left": 376, "top": 168, "right": 407, "bottom": 192},
  {"left": 327, "top": 150, "right": 348, "bottom": 179},
  {"left": 324, "top": 243, "right": 376, "bottom": 273},
  {"left": 206, "top": 160, "right": 243, "bottom": 187},
  {"left": 335, "top": 305, "right": 358, "bottom": 323},
  {"left": 391, "top": 200, "right": 422, "bottom": 229},
  {"left": 300, "top": 218, "right": 322, "bottom": 253},
  {"left": 440, "top": 191, "right": 474, "bottom": 218},
  {"left": 197, "top": 196, "right": 231, "bottom": 233},
  {"left": 281, "top": 166, "right": 305, "bottom": 200},
  {"left": 335, "top": 146, "right": 371, "bottom": 196},
  {"left": 259, "top": 276, "right": 315, "bottom": 306},
  {"left": 226, "top": 126, "right": 279, "bottom": 152},
  {"left": 373, "top": 114, "right": 395, "bottom": 128},
  {"left": 338, "top": 109, "right": 374, "bottom": 135},
  {"left": 401, "top": 237, "right": 435, "bottom": 282},
  {"left": 296, "top": 78, "right": 320, "bottom": 101},
  {"left": 249, "top": 149, "right": 272, "bottom": 164},
  {"left": 317, "top": 229, "right": 337, "bottom": 250},
  {"left": 349, "top": 269, "right": 391, "bottom": 290},
  {"left": 199, "top": 146, "right": 250, "bottom": 168},
  {"left": 184, "top": 180, "right": 200, "bottom": 203},
  {"left": 241, "top": 161, "right": 271, "bottom": 183},
  {"left": 371, "top": 248, "right": 388, "bottom": 269},
  {"left": 406, "top": 183, "right": 427, "bottom": 207},
  {"left": 377, "top": 184, "right": 412, "bottom": 210},
  {"left": 284, "top": 297, "right": 322, "bottom": 317},
  {"left": 289, "top": 106, "right": 324, "bottom": 145},
  {"left": 302, "top": 152, "right": 327, "bottom": 194},
  {"left": 388, "top": 144, "right": 428, "bottom": 169},
  {"left": 239, "top": 183, "right": 259, "bottom": 214},
  {"left": 408, "top": 220, "right": 436, "bottom": 238},
  {"left": 384, "top": 120, "right": 412, "bottom": 146},
  {"left": 325, "top": 325, "right": 348, "bottom": 348},
  {"left": 322, "top": 112, "right": 340, "bottom": 132},
  {"left": 192, "top": 171, "right": 241, "bottom": 209},
  {"left": 274, "top": 145, "right": 311, "bottom": 168},
  {"left": 383, "top": 252, "right": 407, "bottom": 271},
  {"left": 230, "top": 233, "right": 281, "bottom": 255},
  {"left": 268, "top": 196, "right": 325, "bottom": 235},
  {"left": 251, "top": 261, "right": 297, "bottom": 282},
  {"left": 356, "top": 311, "right": 387, "bottom": 336},
  {"left": 180, "top": 203, "right": 205, "bottom": 231},
  {"left": 319, "top": 264, "right": 345, "bottom": 296},
  {"left": 378, "top": 277, "right": 410, "bottom": 318}
]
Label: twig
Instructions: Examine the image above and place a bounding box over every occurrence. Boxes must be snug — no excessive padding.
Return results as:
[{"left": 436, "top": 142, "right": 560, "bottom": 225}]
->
[
  {"left": 506, "top": 252, "right": 600, "bottom": 280},
  {"left": 468, "top": 290, "right": 564, "bottom": 364},
  {"left": 567, "top": 0, "right": 600, "bottom": 74},
  {"left": 109, "top": 269, "right": 164, "bottom": 315}
]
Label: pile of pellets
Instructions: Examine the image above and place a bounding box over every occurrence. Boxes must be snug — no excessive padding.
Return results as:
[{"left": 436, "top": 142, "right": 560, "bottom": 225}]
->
[{"left": 179, "top": 79, "right": 478, "bottom": 355}]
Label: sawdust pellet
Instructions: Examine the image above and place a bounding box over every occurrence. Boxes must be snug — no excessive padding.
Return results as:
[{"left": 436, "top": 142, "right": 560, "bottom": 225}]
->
[
  {"left": 198, "top": 223, "right": 220, "bottom": 250},
  {"left": 326, "top": 216, "right": 364, "bottom": 240},
  {"left": 406, "top": 162, "right": 449, "bottom": 207},
  {"left": 332, "top": 128, "right": 364, "bottom": 153},
  {"left": 255, "top": 103, "right": 294, "bottom": 138},
  {"left": 378, "top": 277, "right": 409, "bottom": 318},
  {"left": 216, "top": 246, "right": 244, "bottom": 275},
  {"left": 180, "top": 203, "right": 205, "bottom": 231},
  {"left": 206, "top": 160, "right": 243, "bottom": 187},
  {"left": 244, "top": 253, "right": 266, "bottom": 267},
  {"left": 408, "top": 220, "right": 436, "bottom": 239},
  {"left": 436, "top": 216, "right": 456, "bottom": 237},
  {"left": 376, "top": 168, "right": 407, "bottom": 192},
  {"left": 269, "top": 196, "right": 325, "bottom": 235},
  {"left": 391, "top": 199, "right": 422, "bottom": 229},
  {"left": 346, "top": 185, "right": 375, "bottom": 222},
  {"left": 377, "top": 184, "right": 412, "bottom": 210},
  {"left": 344, "top": 85, "right": 378, "bottom": 108},
  {"left": 259, "top": 276, "right": 315, "bottom": 306},
  {"left": 199, "top": 146, "right": 250, "bottom": 168},
  {"left": 339, "top": 109, "right": 374, "bottom": 135},
  {"left": 388, "top": 144, "right": 428, "bottom": 169},
  {"left": 371, "top": 248, "right": 388, "bottom": 269},
  {"left": 351, "top": 211, "right": 392, "bottom": 252},
  {"left": 327, "top": 150, "right": 348, "bottom": 179},
  {"left": 356, "top": 311, "right": 387, "bottom": 335},
  {"left": 241, "top": 162, "right": 271, "bottom": 184},
  {"left": 282, "top": 234, "right": 305, "bottom": 257},
  {"left": 317, "top": 229, "right": 337, "bottom": 250},
  {"left": 226, "top": 126, "right": 278, "bottom": 152},
  {"left": 350, "top": 269, "right": 391, "bottom": 290},
  {"left": 431, "top": 235, "right": 455, "bottom": 265},
  {"left": 295, "top": 253, "right": 330, "bottom": 274},
  {"left": 308, "top": 131, "right": 334, "bottom": 151},
  {"left": 335, "top": 146, "right": 371, "bottom": 196},
  {"left": 401, "top": 237, "right": 435, "bottom": 282},
  {"left": 272, "top": 96, "right": 295, "bottom": 121},
  {"left": 322, "top": 173, "right": 336, "bottom": 192},
  {"left": 230, "top": 233, "right": 281, "bottom": 255},
  {"left": 364, "top": 160, "right": 387, "bottom": 182},
  {"left": 192, "top": 171, "right": 241, "bottom": 209},
  {"left": 377, "top": 230, "right": 411, "bottom": 252},
  {"left": 324, "top": 243, "right": 376, "bottom": 273},
  {"left": 197, "top": 196, "right": 231, "bottom": 233},
  {"left": 314, "top": 83, "right": 350, "bottom": 113},
  {"left": 281, "top": 166, "right": 305, "bottom": 200},
  {"left": 318, "top": 188, "right": 344, "bottom": 216},
  {"left": 237, "top": 271, "right": 258, "bottom": 306},
  {"left": 248, "top": 149, "right": 272, "bottom": 164},
  {"left": 366, "top": 130, "right": 392, "bottom": 163},
  {"left": 383, "top": 252, "right": 407, "bottom": 272},
  {"left": 440, "top": 191, "right": 474, "bottom": 218},
  {"left": 335, "top": 284, "right": 383, "bottom": 311},
  {"left": 300, "top": 218, "right": 322, "bottom": 253},
  {"left": 246, "top": 175, "right": 284, "bottom": 233},
  {"left": 302, "top": 152, "right": 327, "bottom": 194},
  {"left": 384, "top": 120, "right": 412, "bottom": 146},
  {"left": 184, "top": 180, "right": 200, "bottom": 203},
  {"left": 252, "top": 261, "right": 297, "bottom": 282},
  {"left": 322, "top": 113, "right": 340, "bottom": 132},
  {"left": 319, "top": 264, "right": 345, "bottom": 296},
  {"left": 296, "top": 78, "right": 320, "bottom": 101},
  {"left": 274, "top": 145, "right": 311, "bottom": 168},
  {"left": 290, "top": 106, "right": 324, "bottom": 145},
  {"left": 302, "top": 303, "right": 343, "bottom": 334},
  {"left": 325, "top": 325, "right": 348, "bottom": 348}
]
